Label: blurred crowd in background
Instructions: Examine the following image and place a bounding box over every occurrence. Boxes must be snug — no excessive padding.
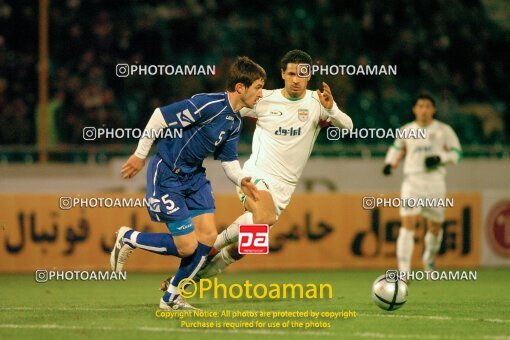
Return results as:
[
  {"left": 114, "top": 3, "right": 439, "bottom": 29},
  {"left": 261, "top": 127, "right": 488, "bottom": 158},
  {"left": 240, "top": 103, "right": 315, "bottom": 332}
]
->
[{"left": 1, "top": 0, "right": 509, "bottom": 147}]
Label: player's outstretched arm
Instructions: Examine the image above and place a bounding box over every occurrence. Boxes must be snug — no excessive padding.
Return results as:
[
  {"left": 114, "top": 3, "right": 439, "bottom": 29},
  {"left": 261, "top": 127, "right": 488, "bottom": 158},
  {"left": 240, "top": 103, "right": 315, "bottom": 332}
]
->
[
  {"left": 121, "top": 154, "right": 145, "bottom": 179},
  {"left": 221, "top": 160, "right": 259, "bottom": 201},
  {"left": 317, "top": 82, "right": 353, "bottom": 130},
  {"left": 441, "top": 126, "right": 463, "bottom": 165},
  {"left": 120, "top": 108, "right": 167, "bottom": 179},
  {"left": 383, "top": 142, "right": 405, "bottom": 176},
  {"left": 240, "top": 176, "right": 259, "bottom": 202},
  {"left": 425, "top": 127, "right": 462, "bottom": 169}
]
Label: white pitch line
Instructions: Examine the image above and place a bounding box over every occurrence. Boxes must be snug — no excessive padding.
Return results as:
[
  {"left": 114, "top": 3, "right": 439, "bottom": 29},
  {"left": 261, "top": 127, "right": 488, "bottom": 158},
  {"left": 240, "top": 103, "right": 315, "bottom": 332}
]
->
[
  {"left": 363, "top": 313, "right": 510, "bottom": 324},
  {"left": 1, "top": 325, "right": 506, "bottom": 339},
  {"left": 0, "top": 324, "right": 114, "bottom": 331},
  {"left": 355, "top": 332, "right": 510, "bottom": 340},
  {"left": 139, "top": 326, "right": 333, "bottom": 336},
  {"left": 2, "top": 308, "right": 509, "bottom": 325},
  {"left": 354, "top": 332, "right": 443, "bottom": 339},
  {"left": 0, "top": 324, "right": 334, "bottom": 337},
  {"left": 0, "top": 307, "right": 143, "bottom": 311},
  {"left": 1, "top": 324, "right": 507, "bottom": 339}
]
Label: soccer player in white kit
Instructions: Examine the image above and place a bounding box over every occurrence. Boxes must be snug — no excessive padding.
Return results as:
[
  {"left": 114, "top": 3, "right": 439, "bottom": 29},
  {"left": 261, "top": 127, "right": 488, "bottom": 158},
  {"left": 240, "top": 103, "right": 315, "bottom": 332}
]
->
[
  {"left": 191, "top": 50, "right": 354, "bottom": 280},
  {"left": 383, "top": 94, "right": 462, "bottom": 273}
]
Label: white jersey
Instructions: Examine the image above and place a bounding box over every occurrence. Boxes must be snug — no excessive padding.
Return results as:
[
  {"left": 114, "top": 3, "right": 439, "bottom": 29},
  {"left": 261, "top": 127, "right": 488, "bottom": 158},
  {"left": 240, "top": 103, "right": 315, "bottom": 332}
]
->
[
  {"left": 385, "top": 120, "right": 462, "bottom": 179},
  {"left": 241, "top": 89, "right": 352, "bottom": 185}
]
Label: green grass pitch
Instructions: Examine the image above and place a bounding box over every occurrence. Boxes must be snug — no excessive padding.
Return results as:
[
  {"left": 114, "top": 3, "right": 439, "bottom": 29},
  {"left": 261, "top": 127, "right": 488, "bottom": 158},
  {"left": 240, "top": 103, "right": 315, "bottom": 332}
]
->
[{"left": 1, "top": 269, "right": 509, "bottom": 339}]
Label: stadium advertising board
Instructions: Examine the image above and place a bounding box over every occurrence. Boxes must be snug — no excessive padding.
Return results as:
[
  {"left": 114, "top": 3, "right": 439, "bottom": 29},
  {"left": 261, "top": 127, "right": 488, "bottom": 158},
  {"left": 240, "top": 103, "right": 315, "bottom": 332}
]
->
[{"left": 0, "top": 193, "right": 480, "bottom": 272}]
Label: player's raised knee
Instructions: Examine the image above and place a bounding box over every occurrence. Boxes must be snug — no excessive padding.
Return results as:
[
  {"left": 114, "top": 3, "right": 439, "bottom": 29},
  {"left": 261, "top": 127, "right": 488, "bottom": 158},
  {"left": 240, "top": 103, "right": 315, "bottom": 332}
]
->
[
  {"left": 176, "top": 240, "right": 198, "bottom": 257},
  {"left": 199, "top": 228, "right": 218, "bottom": 246}
]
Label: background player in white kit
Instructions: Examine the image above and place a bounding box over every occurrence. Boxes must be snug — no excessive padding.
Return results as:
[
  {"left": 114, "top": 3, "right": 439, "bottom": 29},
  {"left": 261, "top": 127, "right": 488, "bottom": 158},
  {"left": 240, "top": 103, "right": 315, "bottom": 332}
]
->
[
  {"left": 383, "top": 94, "right": 462, "bottom": 274},
  {"left": 188, "top": 50, "right": 354, "bottom": 280}
]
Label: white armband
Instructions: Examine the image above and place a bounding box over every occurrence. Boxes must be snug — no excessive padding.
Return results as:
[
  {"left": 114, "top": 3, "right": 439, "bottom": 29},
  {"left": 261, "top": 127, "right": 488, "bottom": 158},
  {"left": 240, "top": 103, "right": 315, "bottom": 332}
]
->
[
  {"left": 221, "top": 160, "right": 244, "bottom": 187},
  {"left": 134, "top": 108, "right": 167, "bottom": 159}
]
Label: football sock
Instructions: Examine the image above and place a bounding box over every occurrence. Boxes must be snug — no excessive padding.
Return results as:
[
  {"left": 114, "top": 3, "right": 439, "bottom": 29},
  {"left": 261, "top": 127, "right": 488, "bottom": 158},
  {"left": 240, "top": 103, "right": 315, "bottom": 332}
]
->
[
  {"left": 213, "top": 211, "right": 254, "bottom": 250},
  {"left": 396, "top": 227, "right": 415, "bottom": 273},
  {"left": 123, "top": 230, "right": 179, "bottom": 256},
  {"left": 197, "top": 247, "right": 236, "bottom": 279},
  {"left": 163, "top": 242, "right": 211, "bottom": 302},
  {"left": 422, "top": 229, "right": 443, "bottom": 268}
]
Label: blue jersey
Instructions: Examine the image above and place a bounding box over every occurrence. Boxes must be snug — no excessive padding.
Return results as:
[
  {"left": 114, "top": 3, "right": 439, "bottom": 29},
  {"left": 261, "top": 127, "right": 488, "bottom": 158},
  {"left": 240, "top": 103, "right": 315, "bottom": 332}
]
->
[{"left": 156, "top": 92, "right": 242, "bottom": 174}]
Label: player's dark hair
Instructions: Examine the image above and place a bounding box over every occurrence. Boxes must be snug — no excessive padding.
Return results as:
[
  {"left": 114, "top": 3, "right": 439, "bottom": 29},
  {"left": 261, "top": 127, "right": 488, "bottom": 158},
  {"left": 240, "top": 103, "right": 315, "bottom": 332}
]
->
[
  {"left": 414, "top": 93, "right": 436, "bottom": 107},
  {"left": 226, "top": 56, "right": 266, "bottom": 91},
  {"left": 280, "top": 50, "right": 313, "bottom": 71}
]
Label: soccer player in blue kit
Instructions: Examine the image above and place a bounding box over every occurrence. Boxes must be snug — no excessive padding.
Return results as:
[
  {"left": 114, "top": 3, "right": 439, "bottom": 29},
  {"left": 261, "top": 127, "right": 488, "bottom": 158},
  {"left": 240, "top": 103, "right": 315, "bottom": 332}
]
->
[{"left": 110, "top": 57, "right": 265, "bottom": 310}]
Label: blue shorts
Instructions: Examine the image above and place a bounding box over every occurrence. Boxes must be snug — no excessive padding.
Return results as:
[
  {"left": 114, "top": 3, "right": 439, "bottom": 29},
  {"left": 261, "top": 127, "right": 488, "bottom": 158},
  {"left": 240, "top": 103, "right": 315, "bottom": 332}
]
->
[{"left": 146, "top": 155, "right": 215, "bottom": 233}]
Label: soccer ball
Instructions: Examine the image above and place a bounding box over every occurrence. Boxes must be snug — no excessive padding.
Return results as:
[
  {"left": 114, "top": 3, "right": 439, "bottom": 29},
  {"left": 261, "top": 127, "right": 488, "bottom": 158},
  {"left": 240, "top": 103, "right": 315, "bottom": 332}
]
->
[{"left": 371, "top": 274, "right": 408, "bottom": 311}]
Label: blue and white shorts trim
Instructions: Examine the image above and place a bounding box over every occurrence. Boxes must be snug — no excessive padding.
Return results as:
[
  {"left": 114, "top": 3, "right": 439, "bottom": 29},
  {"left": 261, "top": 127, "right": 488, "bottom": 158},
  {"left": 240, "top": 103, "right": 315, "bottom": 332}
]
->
[{"left": 166, "top": 218, "right": 194, "bottom": 236}]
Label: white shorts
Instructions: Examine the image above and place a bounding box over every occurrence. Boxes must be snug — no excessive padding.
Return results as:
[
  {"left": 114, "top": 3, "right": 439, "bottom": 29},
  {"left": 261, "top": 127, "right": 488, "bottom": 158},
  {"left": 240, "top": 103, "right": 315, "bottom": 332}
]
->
[
  {"left": 400, "top": 174, "right": 446, "bottom": 223},
  {"left": 236, "top": 173, "right": 295, "bottom": 217}
]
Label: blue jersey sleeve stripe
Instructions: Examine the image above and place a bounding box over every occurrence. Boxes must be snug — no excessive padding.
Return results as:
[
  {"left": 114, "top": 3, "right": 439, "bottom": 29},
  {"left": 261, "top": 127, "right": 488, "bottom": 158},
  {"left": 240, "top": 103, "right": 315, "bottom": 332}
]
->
[
  {"left": 195, "top": 99, "right": 225, "bottom": 114},
  {"left": 191, "top": 92, "right": 224, "bottom": 98},
  {"left": 187, "top": 99, "right": 198, "bottom": 110},
  {"left": 231, "top": 116, "right": 242, "bottom": 134}
]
